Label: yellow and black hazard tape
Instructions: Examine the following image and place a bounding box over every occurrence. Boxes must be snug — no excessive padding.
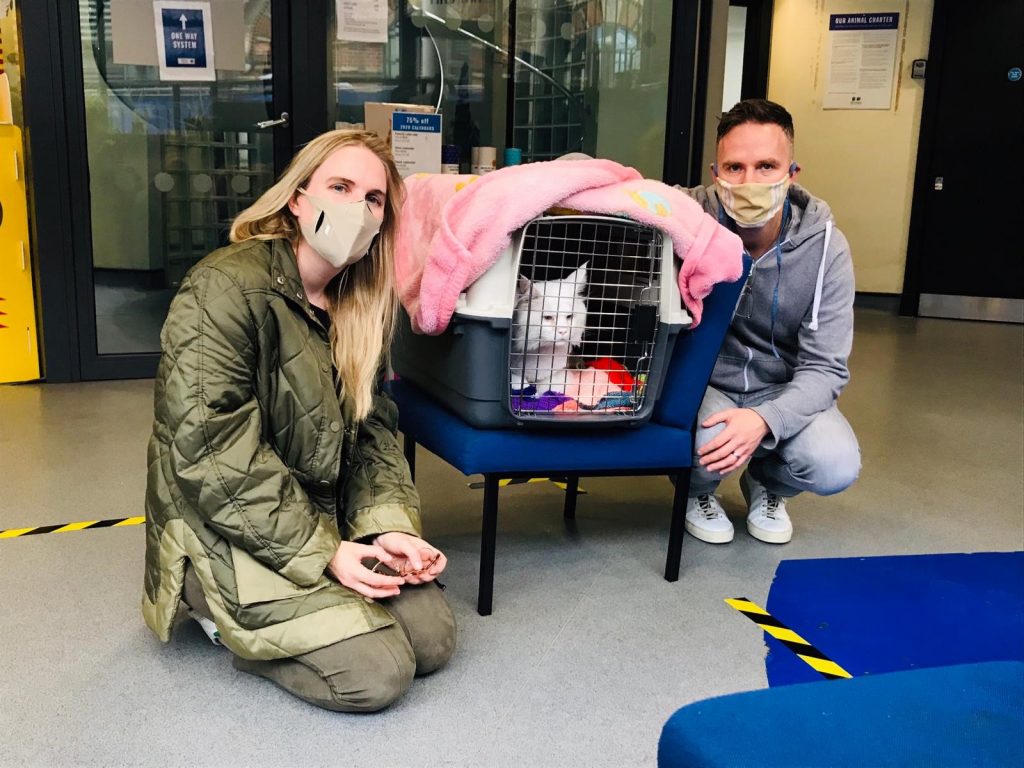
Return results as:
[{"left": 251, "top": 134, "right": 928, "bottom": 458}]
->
[
  {"left": 725, "top": 597, "right": 852, "bottom": 680},
  {"left": 467, "top": 477, "right": 587, "bottom": 493},
  {"left": 0, "top": 516, "right": 145, "bottom": 539}
]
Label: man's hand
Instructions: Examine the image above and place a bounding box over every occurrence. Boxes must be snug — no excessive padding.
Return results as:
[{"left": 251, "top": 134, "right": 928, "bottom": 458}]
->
[{"left": 697, "top": 408, "right": 770, "bottom": 474}]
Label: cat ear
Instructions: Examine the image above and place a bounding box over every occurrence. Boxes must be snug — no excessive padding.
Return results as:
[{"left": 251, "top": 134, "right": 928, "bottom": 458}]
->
[
  {"left": 517, "top": 275, "right": 537, "bottom": 298},
  {"left": 570, "top": 262, "right": 588, "bottom": 295}
]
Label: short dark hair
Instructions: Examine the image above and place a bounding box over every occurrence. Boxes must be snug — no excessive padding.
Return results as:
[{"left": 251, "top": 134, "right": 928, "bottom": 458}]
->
[{"left": 717, "top": 99, "right": 795, "bottom": 144}]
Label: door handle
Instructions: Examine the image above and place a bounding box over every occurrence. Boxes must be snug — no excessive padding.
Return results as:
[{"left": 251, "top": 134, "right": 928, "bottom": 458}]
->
[{"left": 255, "top": 112, "right": 289, "bottom": 129}]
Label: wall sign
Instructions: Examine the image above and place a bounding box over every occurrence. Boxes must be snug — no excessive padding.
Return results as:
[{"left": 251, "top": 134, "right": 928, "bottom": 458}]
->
[
  {"left": 153, "top": 0, "right": 216, "bottom": 82},
  {"left": 823, "top": 12, "right": 899, "bottom": 110},
  {"left": 390, "top": 111, "right": 442, "bottom": 177},
  {"left": 336, "top": 0, "right": 388, "bottom": 43}
]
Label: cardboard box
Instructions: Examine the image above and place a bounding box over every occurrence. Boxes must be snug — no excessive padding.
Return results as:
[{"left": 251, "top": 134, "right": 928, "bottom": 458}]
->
[{"left": 364, "top": 102, "right": 435, "bottom": 142}]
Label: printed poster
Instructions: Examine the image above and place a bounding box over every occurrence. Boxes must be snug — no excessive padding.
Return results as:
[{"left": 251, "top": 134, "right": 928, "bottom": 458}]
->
[
  {"left": 153, "top": 0, "right": 216, "bottom": 81},
  {"left": 336, "top": 0, "right": 389, "bottom": 43},
  {"left": 823, "top": 12, "right": 899, "bottom": 110},
  {"left": 390, "top": 111, "right": 442, "bottom": 177}
]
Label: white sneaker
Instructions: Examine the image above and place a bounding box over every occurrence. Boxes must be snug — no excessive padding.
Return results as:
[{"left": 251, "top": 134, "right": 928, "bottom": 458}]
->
[
  {"left": 741, "top": 472, "right": 793, "bottom": 544},
  {"left": 685, "top": 494, "right": 734, "bottom": 544}
]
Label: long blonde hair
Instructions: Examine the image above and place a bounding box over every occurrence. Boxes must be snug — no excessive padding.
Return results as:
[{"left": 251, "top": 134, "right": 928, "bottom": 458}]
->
[{"left": 230, "top": 130, "right": 404, "bottom": 421}]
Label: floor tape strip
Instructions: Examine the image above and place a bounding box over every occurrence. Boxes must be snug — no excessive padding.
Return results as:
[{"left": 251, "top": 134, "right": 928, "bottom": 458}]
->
[
  {"left": 726, "top": 597, "right": 852, "bottom": 680},
  {"left": 0, "top": 516, "right": 145, "bottom": 539}
]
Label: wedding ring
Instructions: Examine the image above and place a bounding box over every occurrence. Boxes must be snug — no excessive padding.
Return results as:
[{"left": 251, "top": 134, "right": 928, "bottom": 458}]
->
[{"left": 732, "top": 451, "right": 741, "bottom": 458}]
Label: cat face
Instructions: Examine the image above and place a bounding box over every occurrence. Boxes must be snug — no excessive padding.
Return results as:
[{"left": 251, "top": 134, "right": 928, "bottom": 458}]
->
[{"left": 514, "top": 264, "right": 588, "bottom": 349}]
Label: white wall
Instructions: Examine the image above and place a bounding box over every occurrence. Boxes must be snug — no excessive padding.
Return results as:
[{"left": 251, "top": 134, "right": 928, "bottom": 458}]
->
[
  {"left": 767, "top": 0, "right": 934, "bottom": 293},
  {"left": 722, "top": 5, "right": 746, "bottom": 112}
]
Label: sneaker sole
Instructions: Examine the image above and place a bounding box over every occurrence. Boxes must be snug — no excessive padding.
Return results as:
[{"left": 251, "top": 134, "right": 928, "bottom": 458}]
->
[
  {"left": 746, "top": 520, "right": 792, "bottom": 544},
  {"left": 685, "top": 519, "right": 734, "bottom": 544}
]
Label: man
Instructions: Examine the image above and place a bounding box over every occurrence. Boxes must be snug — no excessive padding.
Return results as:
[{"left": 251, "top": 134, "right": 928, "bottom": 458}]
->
[{"left": 680, "top": 99, "right": 860, "bottom": 544}]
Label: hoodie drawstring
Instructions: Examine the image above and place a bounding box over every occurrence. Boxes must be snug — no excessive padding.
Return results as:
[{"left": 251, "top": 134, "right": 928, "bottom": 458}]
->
[
  {"left": 808, "top": 220, "right": 832, "bottom": 331},
  {"left": 767, "top": 199, "right": 792, "bottom": 358}
]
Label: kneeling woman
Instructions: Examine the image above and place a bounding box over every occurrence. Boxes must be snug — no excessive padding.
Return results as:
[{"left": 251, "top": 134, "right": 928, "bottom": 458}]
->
[{"left": 142, "top": 130, "right": 455, "bottom": 711}]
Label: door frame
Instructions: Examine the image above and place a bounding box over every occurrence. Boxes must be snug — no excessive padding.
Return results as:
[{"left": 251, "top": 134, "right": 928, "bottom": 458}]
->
[
  {"left": 899, "top": 0, "right": 948, "bottom": 316},
  {"left": 665, "top": 0, "right": 715, "bottom": 186},
  {"left": 729, "top": 0, "right": 773, "bottom": 102},
  {"left": 20, "top": 0, "right": 312, "bottom": 381}
]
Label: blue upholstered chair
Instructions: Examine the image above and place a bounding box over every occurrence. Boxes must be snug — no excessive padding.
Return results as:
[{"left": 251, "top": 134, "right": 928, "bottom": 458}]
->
[
  {"left": 658, "top": 662, "right": 1024, "bottom": 767},
  {"left": 389, "top": 268, "right": 746, "bottom": 615}
]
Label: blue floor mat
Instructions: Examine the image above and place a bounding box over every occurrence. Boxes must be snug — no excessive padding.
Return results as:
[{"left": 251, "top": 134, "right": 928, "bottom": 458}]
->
[{"left": 763, "top": 551, "right": 1024, "bottom": 686}]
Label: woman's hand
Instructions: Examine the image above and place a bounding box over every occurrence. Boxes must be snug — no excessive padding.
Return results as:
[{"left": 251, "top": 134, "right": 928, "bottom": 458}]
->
[
  {"left": 327, "top": 540, "right": 406, "bottom": 599},
  {"left": 697, "top": 408, "right": 770, "bottom": 475},
  {"left": 374, "top": 532, "right": 447, "bottom": 585}
]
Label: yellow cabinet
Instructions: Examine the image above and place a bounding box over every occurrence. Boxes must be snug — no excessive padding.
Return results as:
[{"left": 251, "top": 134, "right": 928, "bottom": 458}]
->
[{"left": 0, "top": 124, "right": 40, "bottom": 383}]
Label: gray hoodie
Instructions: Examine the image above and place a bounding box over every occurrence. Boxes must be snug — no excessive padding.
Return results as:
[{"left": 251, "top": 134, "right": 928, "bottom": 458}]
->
[{"left": 682, "top": 183, "right": 855, "bottom": 448}]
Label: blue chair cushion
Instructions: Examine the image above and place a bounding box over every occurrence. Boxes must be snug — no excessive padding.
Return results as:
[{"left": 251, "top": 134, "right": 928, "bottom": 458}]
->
[
  {"left": 658, "top": 661, "right": 1024, "bottom": 768},
  {"left": 389, "top": 379, "right": 693, "bottom": 477}
]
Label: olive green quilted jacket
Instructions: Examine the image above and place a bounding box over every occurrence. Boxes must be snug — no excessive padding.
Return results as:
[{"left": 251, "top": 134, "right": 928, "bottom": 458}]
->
[{"left": 142, "top": 238, "right": 421, "bottom": 660}]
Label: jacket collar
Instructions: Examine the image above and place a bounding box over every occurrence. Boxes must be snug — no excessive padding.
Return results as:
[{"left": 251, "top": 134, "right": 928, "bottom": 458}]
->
[{"left": 268, "top": 239, "right": 325, "bottom": 328}]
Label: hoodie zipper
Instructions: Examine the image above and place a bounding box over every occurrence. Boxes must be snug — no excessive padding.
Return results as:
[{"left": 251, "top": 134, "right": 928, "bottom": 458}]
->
[{"left": 740, "top": 235, "right": 788, "bottom": 388}]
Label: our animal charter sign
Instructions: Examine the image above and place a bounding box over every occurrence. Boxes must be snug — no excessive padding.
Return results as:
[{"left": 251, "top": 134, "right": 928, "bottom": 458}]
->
[
  {"left": 153, "top": 0, "right": 216, "bottom": 81},
  {"left": 822, "top": 11, "right": 899, "bottom": 110}
]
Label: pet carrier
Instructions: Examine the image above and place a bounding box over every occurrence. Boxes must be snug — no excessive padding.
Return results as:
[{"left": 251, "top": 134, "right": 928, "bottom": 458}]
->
[{"left": 392, "top": 214, "right": 692, "bottom": 428}]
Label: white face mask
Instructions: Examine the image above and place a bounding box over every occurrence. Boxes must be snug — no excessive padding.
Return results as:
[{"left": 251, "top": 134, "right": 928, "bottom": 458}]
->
[
  {"left": 297, "top": 189, "right": 382, "bottom": 270},
  {"left": 714, "top": 163, "right": 796, "bottom": 228}
]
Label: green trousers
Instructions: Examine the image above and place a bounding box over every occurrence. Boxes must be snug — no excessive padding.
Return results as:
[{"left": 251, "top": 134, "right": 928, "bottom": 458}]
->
[{"left": 183, "top": 565, "right": 456, "bottom": 712}]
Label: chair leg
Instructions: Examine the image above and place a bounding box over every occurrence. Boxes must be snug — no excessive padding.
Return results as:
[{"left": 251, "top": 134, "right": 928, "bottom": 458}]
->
[
  {"left": 665, "top": 469, "right": 691, "bottom": 582},
  {"left": 478, "top": 474, "right": 500, "bottom": 616},
  {"left": 403, "top": 433, "right": 416, "bottom": 482},
  {"left": 563, "top": 475, "right": 579, "bottom": 520}
]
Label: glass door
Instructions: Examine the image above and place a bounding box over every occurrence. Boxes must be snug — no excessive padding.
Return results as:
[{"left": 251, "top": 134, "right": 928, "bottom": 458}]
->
[
  {"left": 324, "top": 1, "right": 676, "bottom": 179},
  {"left": 71, "top": 0, "right": 287, "bottom": 376},
  {"left": 26, "top": 1, "right": 703, "bottom": 381}
]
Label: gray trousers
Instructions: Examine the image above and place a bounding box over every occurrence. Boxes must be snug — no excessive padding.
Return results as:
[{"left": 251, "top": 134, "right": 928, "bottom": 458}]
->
[
  {"left": 183, "top": 565, "right": 456, "bottom": 713},
  {"left": 689, "top": 385, "right": 861, "bottom": 498}
]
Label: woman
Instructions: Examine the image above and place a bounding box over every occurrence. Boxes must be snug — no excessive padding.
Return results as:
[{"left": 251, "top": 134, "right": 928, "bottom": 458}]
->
[{"left": 142, "top": 130, "right": 455, "bottom": 712}]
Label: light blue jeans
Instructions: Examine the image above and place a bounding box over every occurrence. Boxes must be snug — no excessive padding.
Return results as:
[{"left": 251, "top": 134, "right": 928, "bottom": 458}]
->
[{"left": 689, "top": 385, "right": 861, "bottom": 498}]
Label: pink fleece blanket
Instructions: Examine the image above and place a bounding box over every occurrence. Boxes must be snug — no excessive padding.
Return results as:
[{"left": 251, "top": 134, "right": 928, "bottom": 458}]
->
[{"left": 395, "top": 159, "right": 743, "bottom": 334}]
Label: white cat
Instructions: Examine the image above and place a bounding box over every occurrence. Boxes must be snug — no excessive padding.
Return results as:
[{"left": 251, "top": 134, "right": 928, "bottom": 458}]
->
[{"left": 510, "top": 263, "right": 588, "bottom": 393}]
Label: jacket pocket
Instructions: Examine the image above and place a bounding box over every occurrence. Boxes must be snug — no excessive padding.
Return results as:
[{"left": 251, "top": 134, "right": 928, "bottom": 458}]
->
[
  {"left": 747, "top": 356, "right": 790, "bottom": 388},
  {"left": 230, "top": 543, "right": 331, "bottom": 605}
]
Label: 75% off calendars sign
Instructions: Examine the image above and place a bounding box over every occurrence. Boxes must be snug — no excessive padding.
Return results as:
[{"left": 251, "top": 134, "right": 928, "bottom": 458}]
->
[{"left": 153, "top": 0, "right": 216, "bottom": 81}]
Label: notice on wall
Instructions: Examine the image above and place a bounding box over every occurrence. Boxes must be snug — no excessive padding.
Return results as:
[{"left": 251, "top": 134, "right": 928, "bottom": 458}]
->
[
  {"left": 390, "top": 111, "right": 441, "bottom": 177},
  {"left": 823, "top": 12, "right": 899, "bottom": 110},
  {"left": 153, "top": 0, "right": 216, "bottom": 81},
  {"left": 419, "top": 1, "right": 497, "bottom": 23},
  {"left": 336, "top": 0, "right": 388, "bottom": 43}
]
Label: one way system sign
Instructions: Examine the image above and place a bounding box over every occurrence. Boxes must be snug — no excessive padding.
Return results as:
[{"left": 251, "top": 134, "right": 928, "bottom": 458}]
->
[{"left": 153, "top": 0, "right": 216, "bottom": 81}]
